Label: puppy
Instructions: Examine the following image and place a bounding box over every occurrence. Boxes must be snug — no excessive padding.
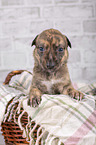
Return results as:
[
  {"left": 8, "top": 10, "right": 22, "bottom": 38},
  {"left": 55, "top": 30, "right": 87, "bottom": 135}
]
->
[{"left": 28, "top": 29, "right": 84, "bottom": 107}]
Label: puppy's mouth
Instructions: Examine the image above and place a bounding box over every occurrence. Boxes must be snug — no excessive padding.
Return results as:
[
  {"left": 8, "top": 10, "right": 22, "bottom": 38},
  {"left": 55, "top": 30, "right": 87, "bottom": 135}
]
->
[{"left": 46, "top": 66, "right": 55, "bottom": 73}]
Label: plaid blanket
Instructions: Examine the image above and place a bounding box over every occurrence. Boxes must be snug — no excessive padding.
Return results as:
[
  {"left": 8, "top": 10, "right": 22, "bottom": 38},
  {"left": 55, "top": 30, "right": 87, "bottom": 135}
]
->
[
  {"left": 0, "top": 71, "right": 96, "bottom": 145},
  {"left": 0, "top": 84, "right": 22, "bottom": 125}
]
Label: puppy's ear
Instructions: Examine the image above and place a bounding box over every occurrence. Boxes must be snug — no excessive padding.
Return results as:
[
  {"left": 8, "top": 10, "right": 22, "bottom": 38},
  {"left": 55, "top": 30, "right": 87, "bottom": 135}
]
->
[
  {"left": 31, "top": 35, "right": 38, "bottom": 46},
  {"left": 65, "top": 36, "right": 72, "bottom": 48}
]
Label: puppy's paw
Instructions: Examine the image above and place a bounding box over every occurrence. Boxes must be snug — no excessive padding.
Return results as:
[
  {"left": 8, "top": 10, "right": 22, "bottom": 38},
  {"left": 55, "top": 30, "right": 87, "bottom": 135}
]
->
[
  {"left": 68, "top": 89, "right": 84, "bottom": 101},
  {"left": 28, "top": 88, "right": 42, "bottom": 107},
  {"left": 28, "top": 95, "right": 41, "bottom": 107}
]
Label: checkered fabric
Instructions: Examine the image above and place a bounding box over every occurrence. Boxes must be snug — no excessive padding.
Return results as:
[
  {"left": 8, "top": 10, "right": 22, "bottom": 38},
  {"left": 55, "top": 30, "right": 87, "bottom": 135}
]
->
[{"left": 0, "top": 84, "right": 22, "bottom": 125}]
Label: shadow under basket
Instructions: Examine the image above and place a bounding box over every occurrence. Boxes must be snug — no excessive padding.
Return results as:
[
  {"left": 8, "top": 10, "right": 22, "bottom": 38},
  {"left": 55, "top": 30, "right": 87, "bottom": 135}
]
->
[{"left": 1, "top": 104, "right": 41, "bottom": 145}]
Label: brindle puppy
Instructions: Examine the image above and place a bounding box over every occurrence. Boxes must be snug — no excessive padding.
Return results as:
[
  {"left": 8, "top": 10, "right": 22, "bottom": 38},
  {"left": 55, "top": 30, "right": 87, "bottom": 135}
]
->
[{"left": 28, "top": 29, "right": 84, "bottom": 107}]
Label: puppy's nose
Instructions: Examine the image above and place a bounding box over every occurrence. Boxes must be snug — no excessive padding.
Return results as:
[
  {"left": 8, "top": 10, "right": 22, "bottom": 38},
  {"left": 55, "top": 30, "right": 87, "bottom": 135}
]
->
[{"left": 46, "top": 60, "right": 55, "bottom": 69}]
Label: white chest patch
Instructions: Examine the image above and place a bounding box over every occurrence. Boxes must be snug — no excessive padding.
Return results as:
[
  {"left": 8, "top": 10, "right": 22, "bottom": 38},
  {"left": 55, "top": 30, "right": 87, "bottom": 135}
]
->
[{"left": 42, "top": 79, "right": 62, "bottom": 93}]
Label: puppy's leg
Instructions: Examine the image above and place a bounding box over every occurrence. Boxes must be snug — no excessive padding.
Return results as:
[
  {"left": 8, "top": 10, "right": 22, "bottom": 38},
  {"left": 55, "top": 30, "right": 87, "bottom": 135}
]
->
[
  {"left": 53, "top": 83, "right": 84, "bottom": 100},
  {"left": 63, "top": 86, "right": 84, "bottom": 101},
  {"left": 28, "top": 87, "right": 42, "bottom": 107}
]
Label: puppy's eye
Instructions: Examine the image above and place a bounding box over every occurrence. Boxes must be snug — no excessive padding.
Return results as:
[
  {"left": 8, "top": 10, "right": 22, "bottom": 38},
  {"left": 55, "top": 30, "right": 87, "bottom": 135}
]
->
[
  {"left": 58, "top": 48, "right": 63, "bottom": 52},
  {"left": 39, "top": 47, "right": 44, "bottom": 52}
]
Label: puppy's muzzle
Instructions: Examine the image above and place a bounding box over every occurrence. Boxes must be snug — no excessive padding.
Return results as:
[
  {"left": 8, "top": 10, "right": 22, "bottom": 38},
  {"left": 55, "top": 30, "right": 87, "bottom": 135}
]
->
[{"left": 46, "top": 59, "right": 55, "bottom": 69}]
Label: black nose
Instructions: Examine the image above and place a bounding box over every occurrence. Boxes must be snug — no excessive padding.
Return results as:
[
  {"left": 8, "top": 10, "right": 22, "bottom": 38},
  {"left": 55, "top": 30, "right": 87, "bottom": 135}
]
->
[{"left": 46, "top": 60, "right": 55, "bottom": 69}]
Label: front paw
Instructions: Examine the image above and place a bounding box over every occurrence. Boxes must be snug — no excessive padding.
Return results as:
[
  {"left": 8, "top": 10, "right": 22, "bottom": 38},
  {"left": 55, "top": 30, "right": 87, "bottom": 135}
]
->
[
  {"left": 28, "top": 95, "right": 41, "bottom": 107},
  {"left": 68, "top": 89, "right": 84, "bottom": 101}
]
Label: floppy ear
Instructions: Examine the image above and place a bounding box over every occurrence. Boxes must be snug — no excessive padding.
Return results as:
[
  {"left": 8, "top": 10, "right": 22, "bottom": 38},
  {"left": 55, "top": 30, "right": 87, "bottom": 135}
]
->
[
  {"left": 65, "top": 36, "right": 72, "bottom": 48},
  {"left": 31, "top": 35, "right": 38, "bottom": 46}
]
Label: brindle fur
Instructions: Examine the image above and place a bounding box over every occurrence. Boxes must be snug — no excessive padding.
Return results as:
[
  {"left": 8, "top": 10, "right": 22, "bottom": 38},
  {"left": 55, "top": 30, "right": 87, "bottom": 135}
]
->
[{"left": 28, "top": 29, "right": 84, "bottom": 107}]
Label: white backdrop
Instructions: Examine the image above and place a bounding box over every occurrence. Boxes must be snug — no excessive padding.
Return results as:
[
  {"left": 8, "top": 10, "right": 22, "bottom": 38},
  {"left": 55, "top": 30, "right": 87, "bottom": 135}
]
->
[{"left": 0, "top": 0, "right": 96, "bottom": 83}]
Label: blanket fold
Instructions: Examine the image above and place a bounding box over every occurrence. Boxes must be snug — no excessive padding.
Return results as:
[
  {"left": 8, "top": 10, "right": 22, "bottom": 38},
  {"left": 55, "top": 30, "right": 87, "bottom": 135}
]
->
[{"left": 2, "top": 93, "right": 96, "bottom": 145}]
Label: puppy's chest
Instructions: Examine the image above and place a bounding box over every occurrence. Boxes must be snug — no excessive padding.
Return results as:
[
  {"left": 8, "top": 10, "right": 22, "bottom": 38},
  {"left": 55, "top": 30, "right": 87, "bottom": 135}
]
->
[{"left": 41, "top": 79, "right": 62, "bottom": 93}]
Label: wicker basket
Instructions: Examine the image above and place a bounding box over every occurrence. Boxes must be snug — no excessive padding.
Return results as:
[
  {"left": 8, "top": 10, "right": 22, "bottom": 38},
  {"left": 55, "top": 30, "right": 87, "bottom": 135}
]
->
[
  {"left": 1, "top": 103, "right": 41, "bottom": 145},
  {"left": 1, "top": 70, "right": 42, "bottom": 145}
]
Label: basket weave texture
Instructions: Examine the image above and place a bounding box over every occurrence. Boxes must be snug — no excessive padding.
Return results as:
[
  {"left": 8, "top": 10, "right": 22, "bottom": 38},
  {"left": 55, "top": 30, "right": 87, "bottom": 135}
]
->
[{"left": 1, "top": 102, "right": 41, "bottom": 145}]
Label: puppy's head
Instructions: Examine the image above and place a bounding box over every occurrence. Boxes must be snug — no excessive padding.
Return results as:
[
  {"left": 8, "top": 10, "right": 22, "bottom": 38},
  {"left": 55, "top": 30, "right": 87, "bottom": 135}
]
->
[{"left": 32, "top": 29, "right": 71, "bottom": 72}]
